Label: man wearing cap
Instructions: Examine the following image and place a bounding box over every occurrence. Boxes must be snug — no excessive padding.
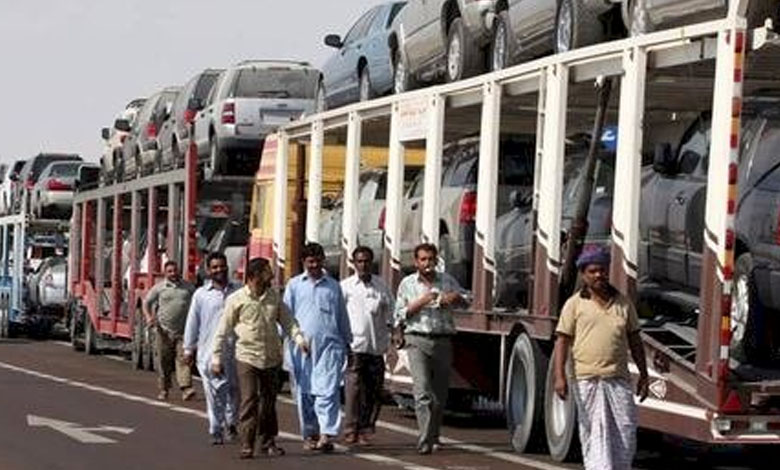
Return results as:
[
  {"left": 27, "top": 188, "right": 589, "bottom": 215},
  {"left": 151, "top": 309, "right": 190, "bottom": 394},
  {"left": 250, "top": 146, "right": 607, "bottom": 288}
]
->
[{"left": 553, "top": 247, "right": 649, "bottom": 470}]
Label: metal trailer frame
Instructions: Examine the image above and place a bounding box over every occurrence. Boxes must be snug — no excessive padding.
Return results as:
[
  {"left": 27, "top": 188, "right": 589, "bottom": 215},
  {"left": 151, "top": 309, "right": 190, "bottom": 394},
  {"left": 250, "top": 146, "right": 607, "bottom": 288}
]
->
[
  {"left": 69, "top": 144, "right": 198, "bottom": 345},
  {"left": 271, "top": 1, "right": 780, "bottom": 449}
]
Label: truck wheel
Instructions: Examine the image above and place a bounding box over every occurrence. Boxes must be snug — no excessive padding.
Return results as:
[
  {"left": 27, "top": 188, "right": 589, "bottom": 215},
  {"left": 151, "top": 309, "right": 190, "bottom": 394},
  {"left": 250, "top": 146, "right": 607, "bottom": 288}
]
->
[
  {"left": 69, "top": 307, "right": 84, "bottom": 351},
  {"left": 0, "top": 305, "right": 9, "bottom": 339},
  {"left": 505, "top": 333, "right": 548, "bottom": 453},
  {"left": 544, "top": 351, "right": 580, "bottom": 461},
  {"left": 731, "top": 253, "right": 767, "bottom": 365},
  {"left": 446, "top": 18, "right": 481, "bottom": 83},
  {"left": 84, "top": 313, "right": 97, "bottom": 355},
  {"left": 131, "top": 308, "right": 144, "bottom": 370},
  {"left": 554, "top": 0, "right": 604, "bottom": 54}
]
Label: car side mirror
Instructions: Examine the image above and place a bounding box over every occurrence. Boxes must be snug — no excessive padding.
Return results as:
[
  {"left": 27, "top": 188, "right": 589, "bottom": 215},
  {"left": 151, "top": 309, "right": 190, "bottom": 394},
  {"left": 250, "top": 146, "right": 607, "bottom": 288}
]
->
[
  {"left": 101, "top": 127, "right": 110, "bottom": 140},
  {"left": 653, "top": 142, "right": 675, "bottom": 175},
  {"left": 114, "top": 118, "right": 131, "bottom": 132},
  {"left": 324, "top": 34, "right": 343, "bottom": 48},
  {"left": 187, "top": 97, "right": 202, "bottom": 111}
]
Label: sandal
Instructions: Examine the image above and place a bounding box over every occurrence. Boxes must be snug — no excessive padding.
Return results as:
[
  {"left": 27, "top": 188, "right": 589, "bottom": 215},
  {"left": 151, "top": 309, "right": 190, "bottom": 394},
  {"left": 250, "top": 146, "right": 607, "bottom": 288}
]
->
[
  {"left": 302, "top": 436, "right": 319, "bottom": 451},
  {"left": 315, "top": 437, "right": 334, "bottom": 453},
  {"left": 264, "top": 445, "right": 286, "bottom": 457}
]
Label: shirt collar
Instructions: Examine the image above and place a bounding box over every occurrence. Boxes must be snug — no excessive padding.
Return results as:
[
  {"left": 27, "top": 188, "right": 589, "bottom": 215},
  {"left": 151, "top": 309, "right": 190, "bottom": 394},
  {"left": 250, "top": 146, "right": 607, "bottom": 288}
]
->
[
  {"left": 302, "top": 270, "right": 328, "bottom": 284},
  {"left": 414, "top": 271, "right": 440, "bottom": 285},
  {"left": 206, "top": 280, "right": 230, "bottom": 291}
]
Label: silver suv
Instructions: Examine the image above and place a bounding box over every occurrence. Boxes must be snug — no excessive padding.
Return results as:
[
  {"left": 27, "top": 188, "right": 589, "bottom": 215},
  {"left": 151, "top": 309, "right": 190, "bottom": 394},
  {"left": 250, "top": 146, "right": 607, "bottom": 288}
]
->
[
  {"left": 192, "top": 60, "right": 319, "bottom": 177},
  {"left": 389, "top": 0, "right": 496, "bottom": 92}
]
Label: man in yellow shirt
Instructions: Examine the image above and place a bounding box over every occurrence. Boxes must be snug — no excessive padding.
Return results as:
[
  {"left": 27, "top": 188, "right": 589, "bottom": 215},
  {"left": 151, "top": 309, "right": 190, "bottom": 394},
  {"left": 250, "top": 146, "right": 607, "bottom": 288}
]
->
[
  {"left": 554, "top": 247, "right": 648, "bottom": 470},
  {"left": 211, "top": 257, "right": 309, "bottom": 459}
]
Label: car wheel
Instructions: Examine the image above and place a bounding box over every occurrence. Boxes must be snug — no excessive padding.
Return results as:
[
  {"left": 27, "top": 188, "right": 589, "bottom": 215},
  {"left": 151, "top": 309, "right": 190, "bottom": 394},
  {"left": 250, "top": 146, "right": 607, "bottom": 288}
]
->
[
  {"left": 315, "top": 80, "right": 327, "bottom": 113},
  {"left": 446, "top": 18, "right": 480, "bottom": 83},
  {"left": 490, "top": 11, "right": 510, "bottom": 72},
  {"left": 359, "top": 68, "right": 373, "bottom": 102},
  {"left": 505, "top": 333, "right": 548, "bottom": 453},
  {"left": 554, "top": 0, "right": 604, "bottom": 54},
  {"left": 731, "top": 253, "right": 768, "bottom": 365},
  {"left": 544, "top": 349, "right": 580, "bottom": 461},
  {"left": 625, "top": 0, "right": 651, "bottom": 37},
  {"left": 393, "top": 48, "right": 412, "bottom": 94}
]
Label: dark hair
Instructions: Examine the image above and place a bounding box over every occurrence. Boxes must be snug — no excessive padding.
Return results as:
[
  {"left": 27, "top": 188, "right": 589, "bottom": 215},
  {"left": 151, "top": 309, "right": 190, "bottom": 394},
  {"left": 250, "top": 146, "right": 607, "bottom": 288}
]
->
[
  {"left": 352, "top": 245, "right": 374, "bottom": 260},
  {"left": 206, "top": 251, "right": 227, "bottom": 265},
  {"left": 245, "top": 257, "right": 271, "bottom": 280},
  {"left": 163, "top": 260, "right": 178, "bottom": 269},
  {"left": 414, "top": 243, "right": 437, "bottom": 258},
  {"left": 301, "top": 242, "right": 325, "bottom": 260}
]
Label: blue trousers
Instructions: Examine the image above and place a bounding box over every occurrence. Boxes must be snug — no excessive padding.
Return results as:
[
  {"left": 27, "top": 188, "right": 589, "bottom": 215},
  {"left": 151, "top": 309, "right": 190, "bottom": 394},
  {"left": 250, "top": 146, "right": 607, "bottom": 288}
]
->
[
  {"left": 198, "top": 362, "right": 238, "bottom": 435},
  {"left": 297, "top": 388, "right": 341, "bottom": 438}
]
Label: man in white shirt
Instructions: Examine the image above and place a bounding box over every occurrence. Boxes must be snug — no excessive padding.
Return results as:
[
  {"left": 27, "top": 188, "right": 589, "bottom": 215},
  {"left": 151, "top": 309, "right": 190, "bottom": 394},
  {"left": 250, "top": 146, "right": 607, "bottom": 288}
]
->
[{"left": 340, "top": 246, "right": 394, "bottom": 445}]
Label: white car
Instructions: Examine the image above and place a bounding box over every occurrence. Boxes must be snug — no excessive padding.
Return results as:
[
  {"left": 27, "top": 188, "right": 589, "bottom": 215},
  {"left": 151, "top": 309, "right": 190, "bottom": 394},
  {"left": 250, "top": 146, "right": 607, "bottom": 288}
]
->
[
  {"left": 1, "top": 159, "right": 26, "bottom": 214},
  {"left": 101, "top": 98, "right": 145, "bottom": 183},
  {"left": 192, "top": 60, "right": 318, "bottom": 177},
  {"left": 30, "top": 161, "right": 94, "bottom": 219}
]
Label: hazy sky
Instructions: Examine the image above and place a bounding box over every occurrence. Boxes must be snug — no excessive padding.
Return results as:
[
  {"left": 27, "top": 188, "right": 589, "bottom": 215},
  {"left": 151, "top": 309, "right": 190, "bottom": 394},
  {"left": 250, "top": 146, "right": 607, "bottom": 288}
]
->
[{"left": 0, "top": 0, "right": 385, "bottom": 165}]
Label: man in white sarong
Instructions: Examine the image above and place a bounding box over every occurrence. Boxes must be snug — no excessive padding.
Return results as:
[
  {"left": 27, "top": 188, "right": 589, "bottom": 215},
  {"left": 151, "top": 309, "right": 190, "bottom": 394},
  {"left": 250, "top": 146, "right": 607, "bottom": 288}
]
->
[{"left": 554, "top": 246, "right": 649, "bottom": 470}]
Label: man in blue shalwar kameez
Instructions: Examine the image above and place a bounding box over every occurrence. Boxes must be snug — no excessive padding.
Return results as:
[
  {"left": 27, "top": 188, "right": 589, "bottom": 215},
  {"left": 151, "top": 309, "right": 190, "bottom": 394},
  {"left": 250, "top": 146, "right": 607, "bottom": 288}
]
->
[{"left": 284, "top": 242, "right": 352, "bottom": 452}]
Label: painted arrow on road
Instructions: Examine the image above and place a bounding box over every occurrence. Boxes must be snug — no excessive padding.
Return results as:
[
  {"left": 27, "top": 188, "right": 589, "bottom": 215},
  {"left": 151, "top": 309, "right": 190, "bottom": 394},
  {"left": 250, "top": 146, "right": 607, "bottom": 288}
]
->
[{"left": 27, "top": 415, "right": 134, "bottom": 444}]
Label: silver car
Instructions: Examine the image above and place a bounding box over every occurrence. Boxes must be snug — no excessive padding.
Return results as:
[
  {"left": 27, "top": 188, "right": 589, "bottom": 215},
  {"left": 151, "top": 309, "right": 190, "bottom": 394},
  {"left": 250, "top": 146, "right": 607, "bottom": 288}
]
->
[
  {"left": 31, "top": 161, "right": 95, "bottom": 219},
  {"left": 389, "top": 0, "right": 496, "bottom": 92},
  {"left": 192, "top": 60, "right": 319, "bottom": 178},
  {"left": 27, "top": 256, "right": 68, "bottom": 312},
  {"left": 121, "top": 87, "right": 181, "bottom": 179}
]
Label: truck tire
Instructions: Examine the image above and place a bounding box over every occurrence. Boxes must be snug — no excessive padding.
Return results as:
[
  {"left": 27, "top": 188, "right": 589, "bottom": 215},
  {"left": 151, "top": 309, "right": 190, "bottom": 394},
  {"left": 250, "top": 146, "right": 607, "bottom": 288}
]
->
[
  {"left": 505, "top": 333, "right": 548, "bottom": 453},
  {"left": 0, "top": 305, "right": 9, "bottom": 339},
  {"left": 131, "top": 308, "right": 144, "bottom": 370},
  {"left": 544, "top": 351, "right": 580, "bottom": 461},
  {"left": 731, "top": 253, "right": 768, "bottom": 365},
  {"left": 554, "top": 0, "right": 604, "bottom": 54},
  {"left": 446, "top": 18, "right": 481, "bottom": 83},
  {"left": 84, "top": 314, "right": 97, "bottom": 355},
  {"left": 69, "top": 305, "right": 84, "bottom": 351}
]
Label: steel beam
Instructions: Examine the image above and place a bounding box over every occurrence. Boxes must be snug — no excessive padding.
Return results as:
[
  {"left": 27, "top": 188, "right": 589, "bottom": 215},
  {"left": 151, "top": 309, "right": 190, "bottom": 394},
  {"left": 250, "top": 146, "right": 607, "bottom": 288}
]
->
[
  {"left": 421, "top": 94, "right": 445, "bottom": 251},
  {"left": 305, "top": 121, "right": 324, "bottom": 243},
  {"left": 382, "top": 102, "right": 405, "bottom": 291},
  {"left": 341, "top": 111, "right": 362, "bottom": 277}
]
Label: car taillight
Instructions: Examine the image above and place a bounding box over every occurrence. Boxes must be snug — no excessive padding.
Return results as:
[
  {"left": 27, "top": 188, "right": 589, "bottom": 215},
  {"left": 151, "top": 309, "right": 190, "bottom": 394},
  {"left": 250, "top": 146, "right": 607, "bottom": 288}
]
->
[
  {"left": 146, "top": 122, "right": 158, "bottom": 138},
  {"left": 184, "top": 108, "right": 197, "bottom": 123},
  {"left": 221, "top": 102, "right": 235, "bottom": 124},
  {"left": 46, "top": 179, "right": 72, "bottom": 191},
  {"left": 378, "top": 206, "right": 386, "bottom": 231},
  {"left": 459, "top": 190, "right": 477, "bottom": 224}
]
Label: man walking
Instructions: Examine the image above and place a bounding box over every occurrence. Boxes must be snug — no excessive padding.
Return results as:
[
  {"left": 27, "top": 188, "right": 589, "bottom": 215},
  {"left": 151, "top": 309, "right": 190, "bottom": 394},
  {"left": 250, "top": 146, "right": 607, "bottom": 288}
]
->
[
  {"left": 284, "top": 242, "right": 351, "bottom": 452},
  {"left": 340, "top": 246, "right": 394, "bottom": 445},
  {"left": 143, "top": 260, "right": 195, "bottom": 401},
  {"left": 183, "top": 252, "right": 240, "bottom": 445},
  {"left": 554, "top": 247, "right": 649, "bottom": 470},
  {"left": 394, "top": 243, "right": 466, "bottom": 455},
  {"left": 211, "top": 258, "right": 309, "bottom": 459}
]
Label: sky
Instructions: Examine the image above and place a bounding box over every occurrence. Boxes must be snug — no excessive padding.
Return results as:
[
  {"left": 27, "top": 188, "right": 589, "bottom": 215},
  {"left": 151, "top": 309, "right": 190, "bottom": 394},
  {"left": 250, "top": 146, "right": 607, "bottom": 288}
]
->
[{"left": 0, "top": 0, "right": 385, "bottom": 166}]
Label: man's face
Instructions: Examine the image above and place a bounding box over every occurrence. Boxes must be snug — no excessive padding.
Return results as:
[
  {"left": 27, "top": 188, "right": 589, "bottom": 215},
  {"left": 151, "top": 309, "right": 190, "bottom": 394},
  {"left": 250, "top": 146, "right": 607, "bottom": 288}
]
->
[
  {"left": 414, "top": 249, "right": 437, "bottom": 275},
  {"left": 165, "top": 264, "right": 180, "bottom": 282},
  {"left": 354, "top": 252, "right": 372, "bottom": 278},
  {"left": 208, "top": 258, "right": 228, "bottom": 283},
  {"left": 581, "top": 264, "right": 609, "bottom": 291},
  {"left": 303, "top": 255, "right": 323, "bottom": 278}
]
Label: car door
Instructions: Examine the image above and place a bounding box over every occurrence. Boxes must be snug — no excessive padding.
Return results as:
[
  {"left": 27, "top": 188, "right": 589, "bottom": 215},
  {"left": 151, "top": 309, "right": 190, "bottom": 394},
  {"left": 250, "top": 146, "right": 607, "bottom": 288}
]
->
[
  {"left": 398, "top": 0, "right": 430, "bottom": 70},
  {"left": 417, "top": 0, "right": 446, "bottom": 68},
  {"left": 507, "top": 0, "right": 558, "bottom": 58},
  {"left": 193, "top": 72, "right": 226, "bottom": 157},
  {"left": 644, "top": 0, "right": 725, "bottom": 28}
]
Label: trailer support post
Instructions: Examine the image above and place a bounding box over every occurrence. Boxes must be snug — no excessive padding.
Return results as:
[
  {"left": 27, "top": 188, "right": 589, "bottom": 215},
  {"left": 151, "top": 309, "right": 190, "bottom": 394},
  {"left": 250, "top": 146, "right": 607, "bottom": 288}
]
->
[
  {"left": 341, "top": 111, "right": 362, "bottom": 277},
  {"left": 305, "top": 121, "right": 324, "bottom": 244}
]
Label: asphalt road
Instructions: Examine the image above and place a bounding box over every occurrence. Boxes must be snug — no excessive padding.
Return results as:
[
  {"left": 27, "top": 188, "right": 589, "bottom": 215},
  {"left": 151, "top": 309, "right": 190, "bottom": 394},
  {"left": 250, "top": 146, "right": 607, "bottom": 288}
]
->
[{"left": 0, "top": 338, "right": 774, "bottom": 470}]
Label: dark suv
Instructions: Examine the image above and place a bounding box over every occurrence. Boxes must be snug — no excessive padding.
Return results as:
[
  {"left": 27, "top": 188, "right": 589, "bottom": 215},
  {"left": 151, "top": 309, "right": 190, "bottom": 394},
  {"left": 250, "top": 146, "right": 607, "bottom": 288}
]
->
[{"left": 641, "top": 101, "right": 780, "bottom": 365}]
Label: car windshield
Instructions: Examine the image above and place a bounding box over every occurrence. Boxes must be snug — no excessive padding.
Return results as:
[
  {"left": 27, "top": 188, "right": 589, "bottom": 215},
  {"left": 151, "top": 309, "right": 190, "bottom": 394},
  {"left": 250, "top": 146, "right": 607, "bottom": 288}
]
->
[
  {"left": 233, "top": 68, "right": 318, "bottom": 99},
  {"left": 49, "top": 163, "right": 80, "bottom": 177},
  {"left": 32, "top": 155, "right": 80, "bottom": 180}
]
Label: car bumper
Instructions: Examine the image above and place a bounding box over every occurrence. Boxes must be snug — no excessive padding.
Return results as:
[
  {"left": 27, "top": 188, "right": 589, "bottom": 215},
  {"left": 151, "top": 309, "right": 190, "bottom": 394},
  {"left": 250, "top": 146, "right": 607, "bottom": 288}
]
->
[{"left": 217, "top": 134, "right": 265, "bottom": 152}]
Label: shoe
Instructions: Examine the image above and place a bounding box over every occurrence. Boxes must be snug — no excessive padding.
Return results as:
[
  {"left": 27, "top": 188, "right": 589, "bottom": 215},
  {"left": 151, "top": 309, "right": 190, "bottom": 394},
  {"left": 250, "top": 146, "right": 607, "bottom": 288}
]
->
[
  {"left": 343, "top": 433, "right": 358, "bottom": 445},
  {"left": 239, "top": 448, "right": 253, "bottom": 459},
  {"left": 315, "top": 435, "right": 334, "bottom": 453},
  {"left": 264, "top": 444, "right": 286, "bottom": 457},
  {"left": 417, "top": 443, "right": 432, "bottom": 455},
  {"left": 157, "top": 390, "right": 169, "bottom": 401},
  {"left": 432, "top": 439, "right": 442, "bottom": 452},
  {"left": 226, "top": 425, "right": 238, "bottom": 443},
  {"left": 181, "top": 387, "right": 195, "bottom": 401},
  {"left": 210, "top": 433, "right": 224, "bottom": 445},
  {"left": 303, "top": 436, "right": 319, "bottom": 451}
]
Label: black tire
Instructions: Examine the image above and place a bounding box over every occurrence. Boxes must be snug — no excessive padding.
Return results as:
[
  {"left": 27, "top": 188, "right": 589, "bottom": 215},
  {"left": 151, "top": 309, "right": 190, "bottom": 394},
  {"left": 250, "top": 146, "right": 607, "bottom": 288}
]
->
[
  {"left": 544, "top": 351, "right": 580, "bottom": 461},
  {"left": 446, "top": 17, "right": 481, "bottom": 83},
  {"left": 554, "top": 0, "right": 605, "bottom": 54},
  {"left": 392, "top": 48, "right": 413, "bottom": 94},
  {"left": 69, "top": 305, "right": 84, "bottom": 351},
  {"left": 358, "top": 67, "right": 373, "bottom": 102},
  {"left": 490, "top": 11, "right": 511, "bottom": 72},
  {"left": 505, "top": 333, "right": 549, "bottom": 453},
  {"left": 731, "top": 253, "right": 768, "bottom": 365},
  {"left": 624, "top": 0, "right": 652, "bottom": 37},
  {"left": 84, "top": 312, "right": 96, "bottom": 355},
  {"left": 144, "top": 324, "right": 156, "bottom": 371},
  {"left": 131, "top": 308, "right": 144, "bottom": 370},
  {"left": 315, "top": 80, "right": 327, "bottom": 113},
  {"left": 0, "top": 304, "right": 9, "bottom": 339}
]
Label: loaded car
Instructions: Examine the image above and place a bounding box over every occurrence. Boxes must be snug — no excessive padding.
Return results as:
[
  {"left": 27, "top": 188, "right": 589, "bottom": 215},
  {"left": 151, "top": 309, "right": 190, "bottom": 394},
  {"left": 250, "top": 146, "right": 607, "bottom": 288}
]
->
[
  {"left": 15, "top": 153, "right": 82, "bottom": 213},
  {"left": 158, "top": 69, "right": 222, "bottom": 170},
  {"left": 30, "top": 161, "right": 97, "bottom": 219},
  {"left": 640, "top": 98, "right": 780, "bottom": 366},
  {"left": 388, "top": 0, "right": 497, "bottom": 93},
  {"left": 26, "top": 256, "right": 68, "bottom": 315},
  {"left": 100, "top": 98, "right": 145, "bottom": 183},
  {"left": 1, "top": 159, "right": 26, "bottom": 214},
  {"left": 121, "top": 87, "right": 181, "bottom": 179},
  {"left": 192, "top": 60, "right": 318, "bottom": 177},
  {"left": 318, "top": 2, "right": 407, "bottom": 110}
]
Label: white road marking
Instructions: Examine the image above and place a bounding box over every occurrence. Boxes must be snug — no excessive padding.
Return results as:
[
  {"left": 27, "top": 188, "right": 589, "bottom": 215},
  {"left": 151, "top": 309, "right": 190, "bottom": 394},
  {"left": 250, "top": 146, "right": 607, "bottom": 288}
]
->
[
  {"left": 46, "top": 342, "right": 569, "bottom": 470},
  {"left": 0, "top": 360, "right": 440, "bottom": 470},
  {"left": 27, "top": 414, "right": 133, "bottom": 444}
]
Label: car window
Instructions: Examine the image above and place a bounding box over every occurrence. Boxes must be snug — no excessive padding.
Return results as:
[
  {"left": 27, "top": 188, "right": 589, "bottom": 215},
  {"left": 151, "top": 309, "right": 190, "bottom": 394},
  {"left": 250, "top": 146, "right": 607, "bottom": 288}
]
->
[
  {"left": 410, "top": 174, "right": 424, "bottom": 197},
  {"left": 136, "top": 95, "right": 159, "bottom": 127},
  {"left": 747, "top": 122, "right": 780, "bottom": 189},
  {"left": 206, "top": 73, "right": 225, "bottom": 105},
  {"left": 48, "top": 163, "right": 80, "bottom": 177},
  {"left": 448, "top": 158, "right": 477, "bottom": 186},
  {"left": 194, "top": 73, "right": 219, "bottom": 102},
  {"left": 344, "top": 8, "right": 377, "bottom": 44},
  {"left": 359, "top": 175, "right": 386, "bottom": 201},
  {"left": 232, "top": 68, "right": 318, "bottom": 99},
  {"left": 386, "top": 2, "right": 406, "bottom": 28},
  {"left": 32, "top": 155, "right": 81, "bottom": 180},
  {"left": 499, "top": 140, "right": 535, "bottom": 185},
  {"left": 676, "top": 120, "right": 710, "bottom": 175},
  {"left": 172, "top": 78, "right": 196, "bottom": 117}
]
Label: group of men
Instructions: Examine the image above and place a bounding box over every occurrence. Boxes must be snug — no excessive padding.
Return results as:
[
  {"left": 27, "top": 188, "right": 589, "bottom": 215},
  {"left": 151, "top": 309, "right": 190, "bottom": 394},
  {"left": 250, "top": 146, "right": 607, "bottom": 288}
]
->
[{"left": 143, "top": 239, "right": 648, "bottom": 469}]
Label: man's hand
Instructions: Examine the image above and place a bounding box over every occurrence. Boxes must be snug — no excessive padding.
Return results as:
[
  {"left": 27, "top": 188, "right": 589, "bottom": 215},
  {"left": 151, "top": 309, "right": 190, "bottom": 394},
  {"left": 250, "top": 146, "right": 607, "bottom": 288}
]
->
[
  {"left": 554, "top": 374, "right": 568, "bottom": 400},
  {"left": 636, "top": 373, "right": 649, "bottom": 402},
  {"left": 419, "top": 290, "right": 438, "bottom": 306},
  {"left": 439, "top": 291, "right": 462, "bottom": 307},
  {"left": 211, "top": 362, "right": 222, "bottom": 376},
  {"left": 297, "top": 337, "right": 310, "bottom": 355}
]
